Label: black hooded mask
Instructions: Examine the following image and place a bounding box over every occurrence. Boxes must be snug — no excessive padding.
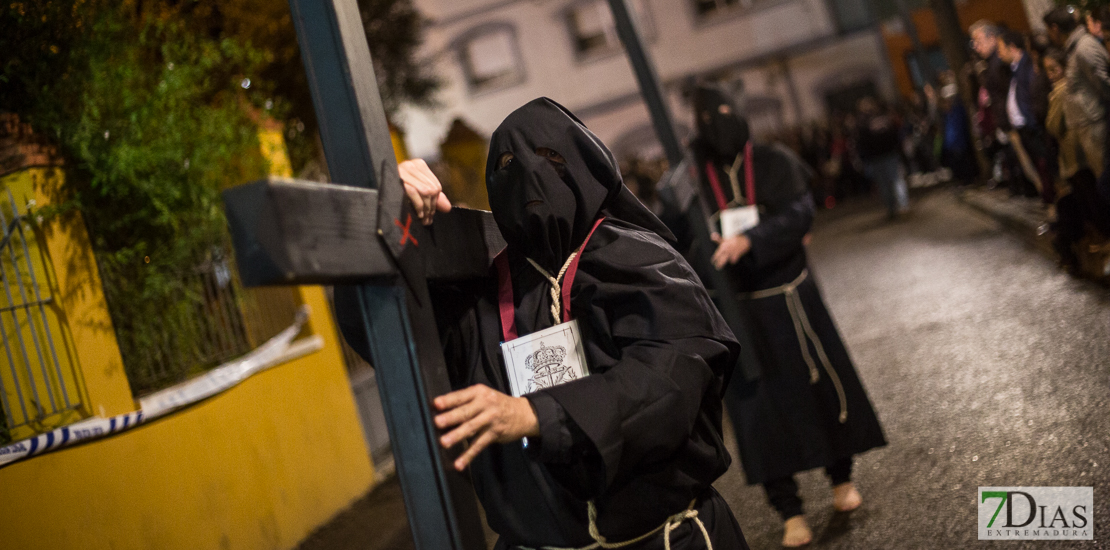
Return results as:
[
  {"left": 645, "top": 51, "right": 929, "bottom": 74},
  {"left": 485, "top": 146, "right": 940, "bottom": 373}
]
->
[
  {"left": 486, "top": 97, "right": 673, "bottom": 273},
  {"left": 693, "top": 86, "right": 750, "bottom": 160}
]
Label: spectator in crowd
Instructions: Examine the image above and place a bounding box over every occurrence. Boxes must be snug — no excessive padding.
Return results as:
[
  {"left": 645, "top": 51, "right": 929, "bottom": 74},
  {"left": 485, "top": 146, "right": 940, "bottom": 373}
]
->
[
  {"left": 970, "top": 20, "right": 1012, "bottom": 131},
  {"left": 971, "top": 20, "right": 1022, "bottom": 189},
  {"left": 971, "top": 57, "right": 1008, "bottom": 185},
  {"left": 938, "top": 81, "right": 979, "bottom": 186},
  {"left": 1086, "top": 9, "right": 1105, "bottom": 43},
  {"left": 856, "top": 97, "right": 909, "bottom": 218},
  {"left": 1093, "top": 6, "right": 1110, "bottom": 204},
  {"left": 1038, "top": 47, "right": 1110, "bottom": 277},
  {"left": 1044, "top": 47, "right": 1086, "bottom": 271},
  {"left": 1045, "top": 6, "right": 1110, "bottom": 180},
  {"left": 828, "top": 113, "right": 870, "bottom": 198},
  {"left": 903, "top": 89, "right": 940, "bottom": 177},
  {"left": 997, "top": 29, "right": 1052, "bottom": 200}
]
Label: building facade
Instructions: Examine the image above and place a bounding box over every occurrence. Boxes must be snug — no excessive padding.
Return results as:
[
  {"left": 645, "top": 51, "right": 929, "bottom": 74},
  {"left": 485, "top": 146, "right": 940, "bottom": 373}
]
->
[{"left": 400, "top": 0, "right": 900, "bottom": 161}]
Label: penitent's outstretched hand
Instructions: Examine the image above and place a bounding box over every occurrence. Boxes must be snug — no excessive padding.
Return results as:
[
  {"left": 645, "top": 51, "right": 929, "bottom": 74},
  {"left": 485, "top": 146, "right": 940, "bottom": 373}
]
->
[
  {"left": 434, "top": 384, "right": 540, "bottom": 471},
  {"left": 710, "top": 232, "right": 752, "bottom": 270},
  {"left": 398, "top": 158, "right": 452, "bottom": 225}
]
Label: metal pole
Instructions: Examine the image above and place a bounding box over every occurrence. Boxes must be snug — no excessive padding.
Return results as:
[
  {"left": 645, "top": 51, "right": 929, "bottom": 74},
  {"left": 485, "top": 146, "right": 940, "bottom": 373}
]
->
[{"left": 605, "top": 0, "right": 684, "bottom": 166}]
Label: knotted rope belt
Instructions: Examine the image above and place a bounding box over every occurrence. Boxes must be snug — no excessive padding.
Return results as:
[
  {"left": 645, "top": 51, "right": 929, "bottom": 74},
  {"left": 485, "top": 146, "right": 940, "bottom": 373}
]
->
[
  {"left": 740, "top": 269, "right": 848, "bottom": 423},
  {"left": 517, "top": 499, "right": 713, "bottom": 550}
]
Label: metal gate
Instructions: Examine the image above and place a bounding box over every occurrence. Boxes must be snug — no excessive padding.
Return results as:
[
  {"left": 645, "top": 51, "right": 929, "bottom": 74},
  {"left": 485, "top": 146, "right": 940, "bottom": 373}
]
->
[{"left": 0, "top": 190, "right": 82, "bottom": 442}]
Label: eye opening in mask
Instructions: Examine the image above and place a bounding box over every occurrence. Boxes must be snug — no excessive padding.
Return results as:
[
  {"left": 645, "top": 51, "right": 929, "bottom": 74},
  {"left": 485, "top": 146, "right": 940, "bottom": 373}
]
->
[
  {"left": 495, "top": 148, "right": 568, "bottom": 175},
  {"left": 535, "top": 147, "right": 567, "bottom": 176}
]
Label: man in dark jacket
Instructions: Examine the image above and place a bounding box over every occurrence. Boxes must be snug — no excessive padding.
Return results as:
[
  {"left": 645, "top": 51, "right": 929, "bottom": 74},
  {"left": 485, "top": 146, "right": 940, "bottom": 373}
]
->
[
  {"left": 998, "top": 29, "right": 1052, "bottom": 200},
  {"left": 970, "top": 20, "right": 1013, "bottom": 133},
  {"left": 971, "top": 19, "right": 1025, "bottom": 190}
]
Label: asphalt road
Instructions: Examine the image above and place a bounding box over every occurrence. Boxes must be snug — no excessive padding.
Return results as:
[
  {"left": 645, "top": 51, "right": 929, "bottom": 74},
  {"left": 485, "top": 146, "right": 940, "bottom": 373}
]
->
[
  {"left": 715, "top": 190, "right": 1109, "bottom": 549},
  {"left": 299, "top": 189, "right": 1109, "bottom": 550}
]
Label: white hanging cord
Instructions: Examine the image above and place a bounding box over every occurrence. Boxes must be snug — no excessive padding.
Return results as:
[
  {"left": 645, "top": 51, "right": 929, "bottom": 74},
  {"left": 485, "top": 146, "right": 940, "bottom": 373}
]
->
[
  {"left": 527, "top": 252, "right": 578, "bottom": 325},
  {"left": 726, "top": 152, "right": 745, "bottom": 206}
]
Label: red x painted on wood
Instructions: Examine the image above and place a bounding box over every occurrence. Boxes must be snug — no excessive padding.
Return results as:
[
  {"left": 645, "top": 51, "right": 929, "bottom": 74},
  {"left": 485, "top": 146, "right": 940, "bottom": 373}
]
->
[{"left": 394, "top": 214, "right": 419, "bottom": 247}]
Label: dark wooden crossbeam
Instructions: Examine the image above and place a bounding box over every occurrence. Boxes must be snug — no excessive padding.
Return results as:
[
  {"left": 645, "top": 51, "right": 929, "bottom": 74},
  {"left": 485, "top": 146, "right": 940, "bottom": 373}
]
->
[{"left": 224, "top": 178, "right": 504, "bottom": 286}]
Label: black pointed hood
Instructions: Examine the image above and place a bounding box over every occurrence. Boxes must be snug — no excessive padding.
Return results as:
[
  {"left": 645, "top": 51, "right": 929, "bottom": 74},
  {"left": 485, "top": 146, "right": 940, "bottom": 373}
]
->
[
  {"left": 485, "top": 97, "right": 674, "bottom": 272},
  {"left": 692, "top": 86, "right": 750, "bottom": 160}
]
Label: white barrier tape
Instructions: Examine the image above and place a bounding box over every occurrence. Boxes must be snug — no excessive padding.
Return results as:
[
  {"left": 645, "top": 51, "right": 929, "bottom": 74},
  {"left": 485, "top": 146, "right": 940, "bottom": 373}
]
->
[
  {"left": 0, "top": 307, "right": 318, "bottom": 469},
  {"left": 139, "top": 307, "right": 310, "bottom": 419}
]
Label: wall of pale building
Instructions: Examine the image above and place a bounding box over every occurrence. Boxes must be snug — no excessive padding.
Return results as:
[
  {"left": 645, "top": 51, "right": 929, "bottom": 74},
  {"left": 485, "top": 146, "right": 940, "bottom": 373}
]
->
[
  {"left": 400, "top": 0, "right": 891, "bottom": 160},
  {"left": 786, "top": 30, "right": 897, "bottom": 121}
]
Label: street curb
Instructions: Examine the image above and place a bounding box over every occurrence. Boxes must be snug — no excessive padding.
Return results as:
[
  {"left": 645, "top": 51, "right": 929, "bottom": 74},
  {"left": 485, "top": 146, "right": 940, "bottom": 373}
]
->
[
  {"left": 956, "top": 187, "right": 1110, "bottom": 284},
  {"left": 954, "top": 187, "right": 1055, "bottom": 257}
]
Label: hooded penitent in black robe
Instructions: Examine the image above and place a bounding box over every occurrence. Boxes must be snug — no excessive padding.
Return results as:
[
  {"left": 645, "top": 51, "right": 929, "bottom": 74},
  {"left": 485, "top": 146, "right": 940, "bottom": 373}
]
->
[
  {"left": 340, "top": 98, "right": 749, "bottom": 550},
  {"left": 665, "top": 87, "right": 886, "bottom": 486}
]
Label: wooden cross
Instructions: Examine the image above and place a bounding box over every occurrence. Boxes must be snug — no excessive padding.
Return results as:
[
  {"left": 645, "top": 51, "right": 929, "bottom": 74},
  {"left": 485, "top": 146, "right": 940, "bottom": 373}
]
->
[{"left": 222, "top": 1, "right": 499, "bottom": 547}]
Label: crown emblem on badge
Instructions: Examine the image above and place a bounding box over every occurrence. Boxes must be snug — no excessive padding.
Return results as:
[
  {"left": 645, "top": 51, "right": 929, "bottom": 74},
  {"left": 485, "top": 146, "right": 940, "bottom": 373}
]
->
[
  {"left": 526, "top": 341, "right": 566, "bottom": 371},
  {"left": 524, "top": 341, "right": 575, "bottom": 392}
]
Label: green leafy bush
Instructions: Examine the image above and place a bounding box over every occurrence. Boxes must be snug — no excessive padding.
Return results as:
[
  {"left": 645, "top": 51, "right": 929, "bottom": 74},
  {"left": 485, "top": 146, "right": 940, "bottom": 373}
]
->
[{"left": 4, "top": 4, "right": 272, "bottom": 394}]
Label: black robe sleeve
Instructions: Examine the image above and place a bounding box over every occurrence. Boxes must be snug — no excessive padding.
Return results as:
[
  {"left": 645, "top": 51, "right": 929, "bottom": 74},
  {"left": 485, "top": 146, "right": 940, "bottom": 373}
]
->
[
  {"left": 537, "top": 336, "right": 731, "bottom": 498},
  {"left": 524, "top": 392, "right": 593, "bottom": 464},
  {"left": 743, "top": 194, "right": 814, "bottom": 271}
]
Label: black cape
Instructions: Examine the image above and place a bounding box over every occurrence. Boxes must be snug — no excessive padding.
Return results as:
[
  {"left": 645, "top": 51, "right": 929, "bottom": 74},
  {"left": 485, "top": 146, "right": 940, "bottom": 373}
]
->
[
  {"left": 675, "top": 87, "right": 886, "bottom": 485},
  {"left": 342, "top": 98, "right": 747, "bottom": 549}
]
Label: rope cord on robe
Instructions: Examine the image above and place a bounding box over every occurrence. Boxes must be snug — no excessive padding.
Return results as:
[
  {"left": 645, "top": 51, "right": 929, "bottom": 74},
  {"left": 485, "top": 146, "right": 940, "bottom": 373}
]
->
[
  {"left": 500, "top": 217, "right": 605, "bottom": 336},
  {"left": 519, "top": 499, "right": 712, "bottom": 550},
  {"left": 705, "top": 142, "right": 756, "bottom": 211},
  {"left": 527, "top": 253, "right": 578, "bottom": 325},
  {"left": 740, "top": 269, "right": 849, "bottom": 423}
]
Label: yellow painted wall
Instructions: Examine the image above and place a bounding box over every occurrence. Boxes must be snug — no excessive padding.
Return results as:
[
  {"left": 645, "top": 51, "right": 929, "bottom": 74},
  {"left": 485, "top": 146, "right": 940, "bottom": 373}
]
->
[{"left": 0, "top": 284, "right": 373, "bottom": 550}]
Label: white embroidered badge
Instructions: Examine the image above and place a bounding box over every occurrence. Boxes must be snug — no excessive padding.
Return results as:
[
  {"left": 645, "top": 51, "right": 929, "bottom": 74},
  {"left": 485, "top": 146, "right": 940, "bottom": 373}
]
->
[{"left": 501, "top": 320, "right": 590, "bottom": 397}]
